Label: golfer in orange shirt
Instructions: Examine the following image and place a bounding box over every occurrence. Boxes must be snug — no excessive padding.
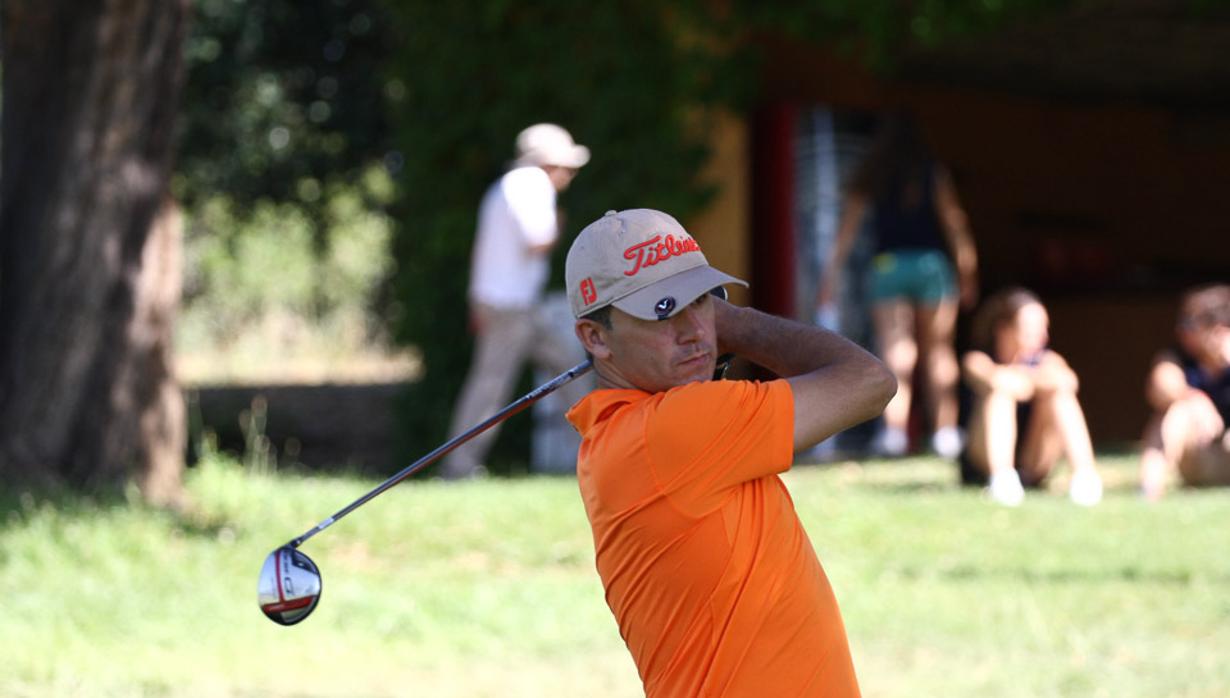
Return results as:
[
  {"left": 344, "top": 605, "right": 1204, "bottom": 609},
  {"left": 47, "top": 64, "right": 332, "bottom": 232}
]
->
[{"left": 564, "top": 209, "right": 896, "bottom": 697}]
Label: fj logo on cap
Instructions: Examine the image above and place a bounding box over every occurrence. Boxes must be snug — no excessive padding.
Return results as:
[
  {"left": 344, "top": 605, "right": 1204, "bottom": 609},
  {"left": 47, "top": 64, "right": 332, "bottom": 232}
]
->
[{"left": 580, "top": 278, "right": 597, "bottom": 306}]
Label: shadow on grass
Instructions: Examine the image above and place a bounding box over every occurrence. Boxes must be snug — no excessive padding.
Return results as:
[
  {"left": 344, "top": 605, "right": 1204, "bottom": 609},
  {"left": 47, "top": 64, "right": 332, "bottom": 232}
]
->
[
  {"left": 795, "top": 457, "right": 963, "bottom": 494},
  {"left": 799, "top": 452, "right": 1148, "bottom": 497},
  {"left": 0, "top": 482, "right": 235, "bottom": 541},
  {"left": 888, "top": 563, "right": 1230, "bottom": 586},
  {"left": 0, "top": 484, "right": 119, "bottom": 530},
  {"left": 865, "top": 479, "right": 961, "bottom": 494}
]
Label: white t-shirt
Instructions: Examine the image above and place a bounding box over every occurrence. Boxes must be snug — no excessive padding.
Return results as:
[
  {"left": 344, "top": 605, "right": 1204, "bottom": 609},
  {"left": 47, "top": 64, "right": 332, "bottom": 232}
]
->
[{"left": 468, "top": 166, "right": 558, "bottom": 309}]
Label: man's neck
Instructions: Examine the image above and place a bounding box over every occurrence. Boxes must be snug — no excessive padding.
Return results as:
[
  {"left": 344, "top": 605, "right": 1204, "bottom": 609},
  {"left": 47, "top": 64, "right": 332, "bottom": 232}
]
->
[{"left": 593, "top": 362, "right": 640, "bottom": 392}]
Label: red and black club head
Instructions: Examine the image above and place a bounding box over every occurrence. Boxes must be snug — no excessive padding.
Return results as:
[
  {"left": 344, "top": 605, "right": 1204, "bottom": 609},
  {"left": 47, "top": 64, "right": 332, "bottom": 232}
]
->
[{"left": 258, "top": 545, "right": 322, "bottom": 626}]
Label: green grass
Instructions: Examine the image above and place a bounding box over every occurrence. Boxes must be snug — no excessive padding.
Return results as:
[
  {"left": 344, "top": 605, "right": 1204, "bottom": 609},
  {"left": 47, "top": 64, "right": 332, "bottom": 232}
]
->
[{"left": 2, "top": 453, "right": 1228, "bottom": 697}]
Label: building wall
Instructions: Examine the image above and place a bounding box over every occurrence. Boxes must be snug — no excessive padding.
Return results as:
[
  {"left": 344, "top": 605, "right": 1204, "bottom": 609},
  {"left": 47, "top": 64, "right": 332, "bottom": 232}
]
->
[
  {"left": 684, "top": 109, "right": 752, "bottom": 308},
  {"left": 910, "top": 90, "right": 1229, "bottom": 443},
  {"left": 691, "top": 43, "right": 1230, "bottom": 444}
]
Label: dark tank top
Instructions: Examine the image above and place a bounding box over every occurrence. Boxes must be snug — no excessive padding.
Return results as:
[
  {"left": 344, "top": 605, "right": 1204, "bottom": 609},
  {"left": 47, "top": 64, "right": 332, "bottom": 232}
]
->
[
  {"left": 1177, "top": 347, "right": 1230, "bottom": 427},
  {"left": 872, "top": 164, "right": 946, "bottom": 254}
]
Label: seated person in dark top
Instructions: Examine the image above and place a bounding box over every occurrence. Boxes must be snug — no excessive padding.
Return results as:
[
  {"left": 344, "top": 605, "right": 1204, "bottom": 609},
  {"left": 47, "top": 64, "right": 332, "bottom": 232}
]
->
[
  {"left": 1140, "top": 284, "right": 1230, "bottom": 500},
  {"left": 961, "top": 288, "right": 1103, "bottom": 507}
]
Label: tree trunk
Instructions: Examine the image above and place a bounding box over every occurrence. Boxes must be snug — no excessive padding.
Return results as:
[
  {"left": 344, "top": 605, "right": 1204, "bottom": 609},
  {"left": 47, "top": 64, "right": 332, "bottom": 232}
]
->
[{"left": 0, "top": 0, "right": 190, "bottom": 505}]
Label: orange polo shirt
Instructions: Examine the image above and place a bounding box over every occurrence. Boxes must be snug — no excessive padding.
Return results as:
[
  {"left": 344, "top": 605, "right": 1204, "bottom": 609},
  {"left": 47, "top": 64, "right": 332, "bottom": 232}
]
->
[{"left": 566, "top": 379, "right": 860, "bottom": 698}]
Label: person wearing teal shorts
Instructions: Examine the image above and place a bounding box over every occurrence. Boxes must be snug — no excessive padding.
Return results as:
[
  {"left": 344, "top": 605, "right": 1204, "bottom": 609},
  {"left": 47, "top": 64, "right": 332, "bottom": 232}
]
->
[
  {"left": 817, "top": 112, "right": 979, "bottom": 458},
  {"left": 867, "top": 248, "right": 956, "bottom": 306}
]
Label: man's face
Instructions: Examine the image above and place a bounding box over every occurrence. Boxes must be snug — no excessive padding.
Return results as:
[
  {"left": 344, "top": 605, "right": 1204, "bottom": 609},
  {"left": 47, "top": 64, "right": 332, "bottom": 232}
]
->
[
  {"left": 578, "top": 294, "right": 717, "bottom": 393},
  {"left": 543, "top": 165, "right": 578, "bottom": 192}
]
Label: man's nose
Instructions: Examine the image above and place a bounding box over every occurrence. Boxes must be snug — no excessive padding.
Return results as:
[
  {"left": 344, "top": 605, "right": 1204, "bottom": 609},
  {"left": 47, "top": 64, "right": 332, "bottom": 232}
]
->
[{"left": 672, "top": 304, "right": 706, "bottom": 342}]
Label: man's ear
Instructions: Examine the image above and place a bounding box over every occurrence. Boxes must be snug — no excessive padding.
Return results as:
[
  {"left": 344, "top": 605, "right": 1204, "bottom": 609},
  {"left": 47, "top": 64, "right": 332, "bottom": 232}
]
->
[{"left": 575, "top": 320, "right": 612, "bottom": 360}]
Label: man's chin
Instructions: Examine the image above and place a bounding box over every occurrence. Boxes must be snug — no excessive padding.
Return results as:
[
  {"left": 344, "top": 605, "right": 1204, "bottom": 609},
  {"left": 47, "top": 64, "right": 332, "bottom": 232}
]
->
[{"left": 680, "top": 361, "right": 716, "bottom": 385}]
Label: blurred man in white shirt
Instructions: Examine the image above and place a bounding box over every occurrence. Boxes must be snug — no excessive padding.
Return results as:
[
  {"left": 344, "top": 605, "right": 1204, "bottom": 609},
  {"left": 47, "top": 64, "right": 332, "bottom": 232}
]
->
[{"left": 441, "top": 124, "right": 590, "bottom": 479}]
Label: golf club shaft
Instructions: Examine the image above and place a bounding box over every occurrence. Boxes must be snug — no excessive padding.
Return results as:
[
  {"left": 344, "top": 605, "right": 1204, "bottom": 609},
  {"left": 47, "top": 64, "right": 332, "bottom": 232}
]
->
[{"left": 287, "top": 359, "right": 593, "bottom": 549}]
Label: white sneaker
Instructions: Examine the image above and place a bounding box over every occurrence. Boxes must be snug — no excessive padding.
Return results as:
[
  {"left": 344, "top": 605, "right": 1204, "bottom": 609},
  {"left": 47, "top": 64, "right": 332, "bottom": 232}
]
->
[
  {"left": 931, "top": 426, "right": 964, "bottom": 459},
  {"left": 1069, "top": 468, "right": 1103, "bottom": 507},
  {"left": 988, "top": 469, "right": 1025, "bottom": 507},
  {"left": 871, "top": 428, "right": 908, "bottom": 457}
]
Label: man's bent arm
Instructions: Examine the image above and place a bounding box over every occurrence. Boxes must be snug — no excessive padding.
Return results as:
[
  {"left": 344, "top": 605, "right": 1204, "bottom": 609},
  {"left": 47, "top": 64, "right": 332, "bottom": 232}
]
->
[{"left": 714, "top": 300, "right": 896, "bottom": 450}]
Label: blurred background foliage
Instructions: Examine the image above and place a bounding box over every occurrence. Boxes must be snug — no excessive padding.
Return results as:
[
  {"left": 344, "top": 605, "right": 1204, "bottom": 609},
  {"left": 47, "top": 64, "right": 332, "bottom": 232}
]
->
[
  {"left": 176, "top": 168, "right": 399, "bottom": 383},
  {"left": 174, "top": 0, "right": 1076, "bottom": 468},
  {"left": 178, "top": 0, "right": 395, "bottom": 205},
  {"left": 727, "top": 0, "right": 1072, "bottom": 70},
  {"left": 175, "top": 0, "right": 405, "bottom": 384}
]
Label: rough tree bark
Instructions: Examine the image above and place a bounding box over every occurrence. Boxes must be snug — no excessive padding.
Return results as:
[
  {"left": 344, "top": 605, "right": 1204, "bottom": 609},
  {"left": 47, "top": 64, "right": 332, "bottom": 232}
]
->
[{"left": 0, "top": 0, "right": 190, "bottom": 505}]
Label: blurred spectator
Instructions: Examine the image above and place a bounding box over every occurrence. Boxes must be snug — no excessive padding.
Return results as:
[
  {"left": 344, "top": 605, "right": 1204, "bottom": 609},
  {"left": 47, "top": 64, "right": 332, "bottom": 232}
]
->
[
  {"left": 816, "top": 112, "right": 978, "bottom": 459},
  {"left": 440, "top": 124, "right": 590, "bottom": 480},
  {"left": 960, "top": 288, "right": 1103, "bottom": 506},
  {"left": 1139, "top": 284, "right": 1230, "bottom": 500}
]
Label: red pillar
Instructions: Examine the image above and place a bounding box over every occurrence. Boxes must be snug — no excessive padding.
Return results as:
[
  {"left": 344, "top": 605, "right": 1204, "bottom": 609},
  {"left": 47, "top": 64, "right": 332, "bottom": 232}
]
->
[{"left": 749, "top": 102, "right": 797, "bottom": 318}]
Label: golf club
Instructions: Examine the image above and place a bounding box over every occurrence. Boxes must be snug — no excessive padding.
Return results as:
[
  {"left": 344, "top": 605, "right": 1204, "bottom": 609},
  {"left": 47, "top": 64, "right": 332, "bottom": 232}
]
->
[{"left": 258, "top": 358, "right": 594, "bottom": 626}]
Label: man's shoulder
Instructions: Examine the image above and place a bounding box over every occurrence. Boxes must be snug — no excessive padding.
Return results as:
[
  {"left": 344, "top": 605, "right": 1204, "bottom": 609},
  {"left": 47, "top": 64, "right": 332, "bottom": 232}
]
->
[
  {"left": 568, "top": 388, "right": 648, "bottom": 435},
  {"left": 575, "top": 380, "right": 789, "bottom": 431},
  {"left": 652, "top": 379, "right": 789, "bottom": 420},
  {"left": 644, "top": 380, "right": 794, "bottom": 476},
  {"left": 499, "top": 165, "right": 551, "bottom": 191}
]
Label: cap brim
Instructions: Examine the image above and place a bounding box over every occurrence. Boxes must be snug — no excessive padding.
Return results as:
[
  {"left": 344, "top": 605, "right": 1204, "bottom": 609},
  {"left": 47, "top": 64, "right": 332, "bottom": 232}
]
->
[
  {"left": 559, "top": 145, "right": 590, "bottom": 168},
  {"left": 514, "top": 145, "right": 590, "bottom": 169},
  {"left": 611, "top": 265, "right": 747, "bottom": 321}
]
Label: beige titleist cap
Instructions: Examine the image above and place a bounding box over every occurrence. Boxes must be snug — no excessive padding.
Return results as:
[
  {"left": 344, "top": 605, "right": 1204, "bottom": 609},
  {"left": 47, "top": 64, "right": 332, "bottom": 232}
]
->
[{"left": 565, "top": 208, "right": 747, "bottom": 321}]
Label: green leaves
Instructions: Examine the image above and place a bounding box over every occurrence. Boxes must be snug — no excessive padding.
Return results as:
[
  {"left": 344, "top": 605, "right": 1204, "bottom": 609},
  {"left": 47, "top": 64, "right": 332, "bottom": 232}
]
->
[
  {"left": 385, "top": 2, "right": 724, "bottom": 466},
  {"left": 178, "top": 0, "right": 395, "bottom": 209},
  {"left": 727, "top": 0, "right": 1072, "bottom": 71}
]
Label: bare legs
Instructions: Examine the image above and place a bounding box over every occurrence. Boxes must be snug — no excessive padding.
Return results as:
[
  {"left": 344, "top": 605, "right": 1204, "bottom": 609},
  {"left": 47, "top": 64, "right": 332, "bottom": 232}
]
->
[
  {"left": 870, "top": 298, "right": 961, "bottom": 455},
  {"left": 966, "top": 390, "right": 1019, "bottom": 479},
  {"left": 918, "top": 299, "right": 962, "bottom": 456},
  {"left": 871, "top": 301, "right": 914, "bottom": 454},
  {"left": 1140, "top": 393, "right": 1230, "bottom": 500},
  {"left": 1020, "top": 384, "right": 1098, "bottom": 483},
  {"left": 966, "top": 361, "right": 1102, "bottom": 505}
]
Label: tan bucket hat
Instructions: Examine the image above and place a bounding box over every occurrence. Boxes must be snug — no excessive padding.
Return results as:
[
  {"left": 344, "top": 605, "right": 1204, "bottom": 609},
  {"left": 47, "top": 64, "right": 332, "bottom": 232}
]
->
[{"left": 565, "top": 208, "right": 746, "bottom": 321}]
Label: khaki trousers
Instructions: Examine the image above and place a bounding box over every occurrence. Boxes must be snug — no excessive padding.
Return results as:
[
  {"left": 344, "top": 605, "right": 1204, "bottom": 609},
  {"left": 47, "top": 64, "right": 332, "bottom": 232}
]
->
[{"left": 440, "top": 302, "right": 586, "bottom": 479}]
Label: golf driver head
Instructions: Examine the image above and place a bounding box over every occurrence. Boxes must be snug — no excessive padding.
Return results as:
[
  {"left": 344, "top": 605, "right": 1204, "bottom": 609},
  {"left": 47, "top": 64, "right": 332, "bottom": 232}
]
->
[{"left": 258, "top": 545, "right": 322, "bottom": 626}]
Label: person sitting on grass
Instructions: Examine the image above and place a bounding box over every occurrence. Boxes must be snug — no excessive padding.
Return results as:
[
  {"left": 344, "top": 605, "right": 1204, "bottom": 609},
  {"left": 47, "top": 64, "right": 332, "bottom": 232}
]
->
[
  {"left": 960, "top": 287, "right": 1103, "bottom": 506},
  {"left": 1139, "top": 283, "right": 1230, "bottom": 500}
]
